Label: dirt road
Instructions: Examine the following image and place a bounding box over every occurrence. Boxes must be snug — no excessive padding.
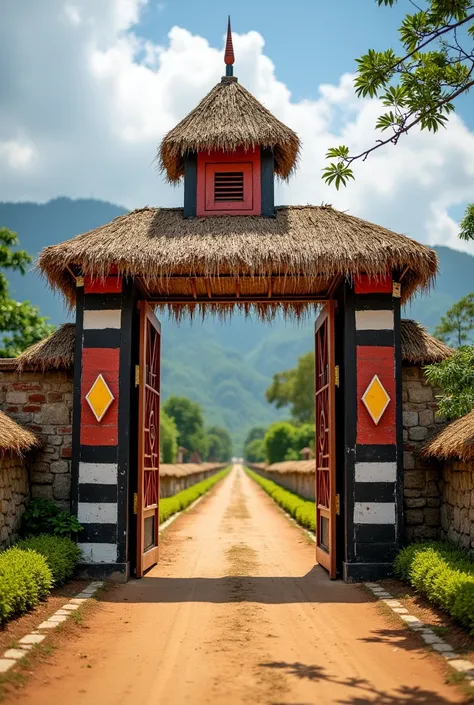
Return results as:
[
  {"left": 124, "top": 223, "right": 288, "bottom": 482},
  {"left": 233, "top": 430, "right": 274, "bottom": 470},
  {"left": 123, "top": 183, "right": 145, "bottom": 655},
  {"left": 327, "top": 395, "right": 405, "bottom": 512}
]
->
[{"left": 8, "top": 466, "right": 467, "bottom": 704}]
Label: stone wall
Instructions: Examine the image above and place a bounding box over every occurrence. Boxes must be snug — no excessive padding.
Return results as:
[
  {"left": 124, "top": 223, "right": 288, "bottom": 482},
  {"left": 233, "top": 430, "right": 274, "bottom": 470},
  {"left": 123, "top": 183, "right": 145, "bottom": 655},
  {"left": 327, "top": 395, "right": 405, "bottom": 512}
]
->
[
  {"left": 160, "top": 463, "right": 227, "bottom": 498},
  {"left": 247, "top": 461, "right": 314, "bottom": 500},
  {"left": 0, "top": 454, "right": 29, "bottom": 549},
  {"left": 402, "top": 365, "right": 445, "bottom": 542},
  {"left": 439, "top": 460, "right": 474, "bottom": 550},
  {"left": 0, "top": 365, "right": 73, "bottom": 510}
]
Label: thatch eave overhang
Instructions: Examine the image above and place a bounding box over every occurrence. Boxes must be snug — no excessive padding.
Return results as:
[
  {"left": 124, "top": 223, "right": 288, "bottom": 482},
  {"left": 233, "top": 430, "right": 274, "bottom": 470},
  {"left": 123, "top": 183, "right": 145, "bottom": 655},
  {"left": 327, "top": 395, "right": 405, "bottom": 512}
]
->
[
  {"left": 0, "top": 410, "right": 40, "bottom": 457},
  {"left": 38, "top": 205, "right": 438, "bottom": 320}
]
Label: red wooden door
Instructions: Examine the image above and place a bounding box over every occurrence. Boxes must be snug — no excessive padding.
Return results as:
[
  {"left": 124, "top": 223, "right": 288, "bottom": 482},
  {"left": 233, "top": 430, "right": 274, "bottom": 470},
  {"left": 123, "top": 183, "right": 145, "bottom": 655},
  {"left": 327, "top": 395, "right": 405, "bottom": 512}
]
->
[
  {"left": 136, "top": 302, "right": 161, "bottom": 578},
  {"left": 315, "top": 302, "right": 337, "bottom": 579}
]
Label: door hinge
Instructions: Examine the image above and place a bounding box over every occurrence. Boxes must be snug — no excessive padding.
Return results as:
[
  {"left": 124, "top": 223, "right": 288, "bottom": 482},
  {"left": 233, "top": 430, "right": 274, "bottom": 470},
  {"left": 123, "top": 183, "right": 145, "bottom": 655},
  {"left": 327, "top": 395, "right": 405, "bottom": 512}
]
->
[
  {"left": 76, "top": 276, "right": 84, "bottom": 288},
  {"left": 133, "top": 493, "right": 138, "bottom": 515},
  {"left": 135, "top": 365, "right": 140, "bottom": 386},
  {"left": 392, "top": 281, "right": 401, "bottom": 298},
  {"left": 334, "top": 365, "right": 340, "bottom": 387},
  {"left": 335, "top": 494, "right": 341, "bottom": 515}
]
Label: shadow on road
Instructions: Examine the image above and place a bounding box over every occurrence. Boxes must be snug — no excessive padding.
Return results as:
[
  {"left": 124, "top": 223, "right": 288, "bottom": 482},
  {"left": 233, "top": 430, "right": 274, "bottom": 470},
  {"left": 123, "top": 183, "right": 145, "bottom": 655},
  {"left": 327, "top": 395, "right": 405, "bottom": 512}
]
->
[
  {"left": 261, "top": 661, "right": 462, "bottom": 704},
  {"left": 103, "top": 566, "right": 370, "bottom": 605}
]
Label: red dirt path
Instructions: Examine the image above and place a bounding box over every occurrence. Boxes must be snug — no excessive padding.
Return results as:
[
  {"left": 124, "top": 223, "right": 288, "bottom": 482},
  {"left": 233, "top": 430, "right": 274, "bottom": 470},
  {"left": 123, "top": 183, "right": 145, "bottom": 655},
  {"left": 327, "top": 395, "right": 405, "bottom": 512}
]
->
[{"left": 5, "top": 466, "right": 469, "bottom": 704}]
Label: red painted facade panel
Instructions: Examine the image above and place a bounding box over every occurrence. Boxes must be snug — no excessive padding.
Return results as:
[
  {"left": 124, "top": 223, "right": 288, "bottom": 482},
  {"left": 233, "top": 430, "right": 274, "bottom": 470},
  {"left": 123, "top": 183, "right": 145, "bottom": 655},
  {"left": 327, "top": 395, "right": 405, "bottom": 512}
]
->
[
  {"left": 354, "top": 273, "right": 392, "bottom": 295},
  {"left": 84, "top": 276, "right": 122, "bottom": 295},
  {"left": 196, "top": 148, "right": 261, "bottom": 216},
  {"left": 80, "top": 347, "right": 120, "bottom": 446},
  {"left": 356, "top": 345, "right": 396, "bottom": 445}
]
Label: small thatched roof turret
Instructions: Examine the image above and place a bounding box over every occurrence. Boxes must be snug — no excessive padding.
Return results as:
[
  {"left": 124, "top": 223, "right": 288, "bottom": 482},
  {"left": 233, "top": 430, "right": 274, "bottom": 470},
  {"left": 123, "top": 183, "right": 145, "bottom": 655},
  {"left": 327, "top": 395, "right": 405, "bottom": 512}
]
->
[
  {"left": 422, "top": 411, "right": 474, "bottom": 462},
  {"left": 400, "top": 319, "right": 453, "bottom": 365},
  {"left": 159, "top": 79, "right": 300, "bottom": 183}
]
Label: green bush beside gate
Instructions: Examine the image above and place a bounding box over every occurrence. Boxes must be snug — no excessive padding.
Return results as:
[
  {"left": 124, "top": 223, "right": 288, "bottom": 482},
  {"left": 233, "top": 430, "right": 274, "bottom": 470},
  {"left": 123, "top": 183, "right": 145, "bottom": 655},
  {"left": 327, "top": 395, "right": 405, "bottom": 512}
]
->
[
  {"left": 245, "top": 468, "right": 315, "bottom": 532},
  {"left": 159, "top": 467, "right": 230, "bottom": 524},
  {"left": 394, "top": 542, "right": 474, "bottom": 634}
]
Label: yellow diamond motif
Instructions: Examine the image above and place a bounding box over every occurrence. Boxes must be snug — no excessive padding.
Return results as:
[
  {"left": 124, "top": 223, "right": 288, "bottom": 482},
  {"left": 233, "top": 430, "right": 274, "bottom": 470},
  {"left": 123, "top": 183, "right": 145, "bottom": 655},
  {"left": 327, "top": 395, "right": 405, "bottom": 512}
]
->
[
  {"left": 362, "top": 374, "right": 390, "bottom": 425},
  {"left": 85, "top": 374, "right": 114, "bottom": 423}
]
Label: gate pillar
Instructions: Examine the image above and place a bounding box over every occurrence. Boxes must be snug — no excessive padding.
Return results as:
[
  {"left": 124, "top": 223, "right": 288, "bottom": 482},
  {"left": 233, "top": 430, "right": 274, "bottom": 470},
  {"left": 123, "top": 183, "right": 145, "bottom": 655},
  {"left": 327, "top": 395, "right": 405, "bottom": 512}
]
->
[
  {"left": 338, "top": 274, "right": 403, "bottom": 582},
  {"left": 71, "top": 275, "right": 137, "bottom": 581}
]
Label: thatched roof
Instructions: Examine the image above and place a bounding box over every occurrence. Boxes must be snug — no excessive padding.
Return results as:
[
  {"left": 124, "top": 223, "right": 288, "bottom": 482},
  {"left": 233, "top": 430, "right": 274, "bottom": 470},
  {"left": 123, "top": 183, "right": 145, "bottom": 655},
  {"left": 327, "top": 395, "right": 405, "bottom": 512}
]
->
[
  {"left": 422, "top": 411, "right": 474, "bottom": 462},
  {"left": 9, "top": 318, "right": 448, "bottom": 373},
  {"left": 0, "top": 410, "right": 39, "bottom": 457},
  {"left": 159, "top": 78, "right": 300, "bottom": 182},
  {"left": 38, "top": 206, "right": 437, "bottom": 316},
  {"left": 16, "top": 324, "right": 75, "bottom": 372},
  {"left": 160, "top": 462, "right": 226, "bottom": 478},
  {"left": 401, "top": 319, "right": 453, "bottom": 365},
  {"left": 264, "top": 460, "right": 314, "bottom": 475}
]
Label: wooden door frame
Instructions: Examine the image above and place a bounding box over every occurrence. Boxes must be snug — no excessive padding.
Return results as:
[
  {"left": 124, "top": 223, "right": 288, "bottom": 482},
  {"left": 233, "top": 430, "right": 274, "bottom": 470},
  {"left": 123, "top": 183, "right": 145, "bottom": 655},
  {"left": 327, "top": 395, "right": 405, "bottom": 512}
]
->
[
  {"left": 136, "top": 301, "right": 161, "bottom": 578},
  {"left": 315, "top": 300, "right": 337, "bottom": 579}
]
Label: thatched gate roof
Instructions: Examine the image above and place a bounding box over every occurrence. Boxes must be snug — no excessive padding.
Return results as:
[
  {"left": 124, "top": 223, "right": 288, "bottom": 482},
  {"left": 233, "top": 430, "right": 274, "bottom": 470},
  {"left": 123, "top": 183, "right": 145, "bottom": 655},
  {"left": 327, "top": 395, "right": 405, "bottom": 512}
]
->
[
  {"left": 38, "top": 205, "right": 437, "bottom": 317},
  {"left": 159, "top": 78, "right": 300, "bottom": 182}
]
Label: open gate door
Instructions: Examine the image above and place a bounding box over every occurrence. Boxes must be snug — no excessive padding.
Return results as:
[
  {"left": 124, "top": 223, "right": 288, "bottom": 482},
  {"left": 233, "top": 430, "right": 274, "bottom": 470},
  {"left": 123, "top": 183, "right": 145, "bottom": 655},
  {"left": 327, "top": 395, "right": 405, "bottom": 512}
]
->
[
  {"left": 136, "top": 302, "right": 161, "bottom": 578},
  {"left": 315, "top": 302, "right": 337, "bottom": 579}
]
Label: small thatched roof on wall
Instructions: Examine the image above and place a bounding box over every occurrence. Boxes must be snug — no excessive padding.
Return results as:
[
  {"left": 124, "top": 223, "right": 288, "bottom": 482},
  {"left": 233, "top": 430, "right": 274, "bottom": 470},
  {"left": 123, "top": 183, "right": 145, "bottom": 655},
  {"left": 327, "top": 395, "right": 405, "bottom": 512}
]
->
[
  {"left": 11, "top": 318, "right": 450, "bottom": 373},
  {"left": 16, "top": 324, "right": 75, "bottom": 372},
  {"left": 159, "top": 78, "right": 300, "bottom": 182},
  {"left": 400, "top": 319, "right": 453, "bottom": 364},
  {"left": 0, "top": 410, "right": 39, "bottom": 457},
  {"left": 38, "top": 205, "right": 437, "bottom": 315},
  {"left": 422, "top": 411, "right": 474, "bottom": 462}
]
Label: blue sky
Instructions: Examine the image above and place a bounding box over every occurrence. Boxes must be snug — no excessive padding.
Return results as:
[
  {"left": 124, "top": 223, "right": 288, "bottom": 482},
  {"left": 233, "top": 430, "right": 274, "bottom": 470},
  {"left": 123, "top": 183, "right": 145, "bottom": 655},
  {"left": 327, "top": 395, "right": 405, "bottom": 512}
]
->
[{"left": 137, "top": 0, "right": 474, "bottom": 119}]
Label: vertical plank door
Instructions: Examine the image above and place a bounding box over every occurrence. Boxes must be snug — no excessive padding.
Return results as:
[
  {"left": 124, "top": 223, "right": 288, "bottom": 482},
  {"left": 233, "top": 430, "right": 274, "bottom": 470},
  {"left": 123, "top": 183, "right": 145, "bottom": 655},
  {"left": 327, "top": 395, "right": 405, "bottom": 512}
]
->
[
  {"left": 314, "top": 302, "right": 337, "bottom": 579},
  {"left": 136, "top": 302, "right": 161, "bottom": 578}
]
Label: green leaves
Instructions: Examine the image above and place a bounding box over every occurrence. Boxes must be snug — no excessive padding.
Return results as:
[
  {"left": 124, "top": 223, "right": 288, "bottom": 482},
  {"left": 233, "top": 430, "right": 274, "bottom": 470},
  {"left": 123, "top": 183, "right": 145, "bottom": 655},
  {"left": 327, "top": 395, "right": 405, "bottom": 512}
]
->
[
  {"left": 322, "top": 161, "right": 355, "bottom": 190},
  {"left": 459, "top": 203, "right": 474, "bottom": 240},
  {"left": 425, "top": 345, "right": 474, "bottom": 419}
]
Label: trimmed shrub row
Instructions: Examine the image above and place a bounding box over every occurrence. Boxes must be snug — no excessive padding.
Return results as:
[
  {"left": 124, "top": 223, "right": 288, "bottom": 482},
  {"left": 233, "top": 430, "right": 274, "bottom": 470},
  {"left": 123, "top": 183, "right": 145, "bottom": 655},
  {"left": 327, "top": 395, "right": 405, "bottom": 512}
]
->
[
  {"left": 17, "top": 535, "right": 82, "bottom": 586},
  {"left": 160, "top": 467, "right": 230, "bottom": 524},
  {"left": 394, "top": 542, "right": 474, "bottom": 634},
  {"left": 245, "top": 468, "right": 315, "bottom": 532},
  {"left": 0, "top": 535, "right": 82, "bottom": 625}
]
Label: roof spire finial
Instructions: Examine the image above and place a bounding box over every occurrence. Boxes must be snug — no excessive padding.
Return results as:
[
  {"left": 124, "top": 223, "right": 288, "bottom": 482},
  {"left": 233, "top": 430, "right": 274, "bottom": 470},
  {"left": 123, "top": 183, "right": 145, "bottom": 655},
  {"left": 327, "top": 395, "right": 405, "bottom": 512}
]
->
[{"left": 224, "top": 16, "right": 235, "bottom": 76}]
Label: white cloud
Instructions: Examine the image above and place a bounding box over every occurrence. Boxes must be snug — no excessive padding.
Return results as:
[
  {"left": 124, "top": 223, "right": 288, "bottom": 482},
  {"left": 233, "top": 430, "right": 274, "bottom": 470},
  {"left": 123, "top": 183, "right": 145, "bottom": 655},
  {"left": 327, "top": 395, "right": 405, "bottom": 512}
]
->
[{"left": 0, "top": 0, "right": 473, "bottom": 255}]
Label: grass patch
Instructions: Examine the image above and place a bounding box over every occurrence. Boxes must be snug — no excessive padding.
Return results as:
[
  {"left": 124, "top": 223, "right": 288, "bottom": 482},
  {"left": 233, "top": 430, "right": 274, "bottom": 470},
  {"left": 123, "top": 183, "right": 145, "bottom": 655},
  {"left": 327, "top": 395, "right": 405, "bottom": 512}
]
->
[
  {"left": 16, "top": 535, "right": 81, "bottom": 586},
  {"left": 245, "top": 468, "right": 315, "bottom": 532},
  {"left": 394, "top": 542, "right": 474, "bottom": 635},
  {"left": 159, "top": 467, "right": 230, "bottom": 524}
]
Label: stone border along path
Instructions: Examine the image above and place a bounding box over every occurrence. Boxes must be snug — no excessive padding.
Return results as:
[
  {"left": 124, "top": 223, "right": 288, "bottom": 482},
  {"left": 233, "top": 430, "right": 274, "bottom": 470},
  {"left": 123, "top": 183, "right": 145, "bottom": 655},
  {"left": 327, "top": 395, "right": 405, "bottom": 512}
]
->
[
  {"left": 249, "top": 475, "right": 474, "bottom": 689},
  {"left": 0, "top": 493, "right": 210, "bottom": 676},
  {"left": 0, "top": 581, "right": 104, "bottom": 675},
  {"left": 364, "top": 582, "right": 474, "bottom": 687}
]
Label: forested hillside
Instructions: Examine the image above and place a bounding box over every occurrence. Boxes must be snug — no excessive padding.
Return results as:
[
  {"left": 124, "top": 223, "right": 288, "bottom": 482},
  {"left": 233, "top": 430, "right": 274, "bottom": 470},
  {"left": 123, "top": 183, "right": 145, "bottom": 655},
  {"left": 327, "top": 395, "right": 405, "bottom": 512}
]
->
[{"left": 1, "top": 197, "right": 472, "bottom": 450}]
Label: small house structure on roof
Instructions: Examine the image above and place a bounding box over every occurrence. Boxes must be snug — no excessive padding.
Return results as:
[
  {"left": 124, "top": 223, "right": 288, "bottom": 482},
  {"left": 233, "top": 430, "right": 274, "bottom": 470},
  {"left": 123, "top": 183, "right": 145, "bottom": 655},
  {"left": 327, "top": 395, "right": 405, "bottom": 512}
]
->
[{"left": 34, "top": 19, "right": 441, "bottom": 582}]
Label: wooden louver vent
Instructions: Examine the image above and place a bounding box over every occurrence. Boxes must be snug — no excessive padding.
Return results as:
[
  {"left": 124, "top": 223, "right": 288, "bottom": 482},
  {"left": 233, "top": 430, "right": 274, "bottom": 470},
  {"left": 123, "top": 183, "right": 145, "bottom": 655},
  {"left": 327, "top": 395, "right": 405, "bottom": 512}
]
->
[{"left": 214, "top": 171, "right": 244, "bottom": 202}]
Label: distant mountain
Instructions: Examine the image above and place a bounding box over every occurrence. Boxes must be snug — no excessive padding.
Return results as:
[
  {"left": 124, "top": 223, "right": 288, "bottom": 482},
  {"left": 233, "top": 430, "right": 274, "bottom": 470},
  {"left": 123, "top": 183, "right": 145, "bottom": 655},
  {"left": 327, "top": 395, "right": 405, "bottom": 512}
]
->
[{"left": 1, "top": 197, "right": 473, "bottom": 451}]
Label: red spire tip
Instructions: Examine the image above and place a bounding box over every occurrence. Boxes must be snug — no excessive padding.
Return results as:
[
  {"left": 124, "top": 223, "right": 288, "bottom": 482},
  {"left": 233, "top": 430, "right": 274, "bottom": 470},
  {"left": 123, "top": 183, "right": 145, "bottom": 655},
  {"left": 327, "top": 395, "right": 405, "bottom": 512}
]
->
[{"left": 224, "top": 16, "right": 235, "bottom": 68}]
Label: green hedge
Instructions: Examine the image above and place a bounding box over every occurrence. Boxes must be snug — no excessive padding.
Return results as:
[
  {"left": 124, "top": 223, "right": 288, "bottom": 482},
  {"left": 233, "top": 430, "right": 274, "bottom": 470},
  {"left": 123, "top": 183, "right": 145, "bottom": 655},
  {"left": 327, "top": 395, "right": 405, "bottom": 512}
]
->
[
  {"left": 245, "top": 468, "right": 315, "bottom": 532},
  {"left": 0, "top": 547, "right": 52, "bottom": 625},
  {"left": 160, "top": 468, "right": 229, "bottom": 524},
  {"left": 17, "top": 535, "right": 82, "bottom": 586},
  {"left": 394, "top": 542, "right": 474, "bottom": 634}
]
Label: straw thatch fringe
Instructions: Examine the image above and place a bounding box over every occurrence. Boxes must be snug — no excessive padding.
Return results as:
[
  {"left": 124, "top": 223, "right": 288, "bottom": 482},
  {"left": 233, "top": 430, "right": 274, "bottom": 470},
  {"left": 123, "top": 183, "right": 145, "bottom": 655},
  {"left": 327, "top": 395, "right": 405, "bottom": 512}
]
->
[
  {"left": 16, "top": 324, "right": 75, "bottom": 372},
  {"left": 422, "top": 411, "right": 474, "bottom": 462},
  {"left": 159, "top": 78, "right": 300, "bottom": 182},
  {"left": 11, "top": 318, "right": 448, "bottom": 373},
  {"left": 0, "top": 410, "right": 39, "bottom": 457},
  {"left": 401, "top": 319, "right": 453, "bottom": 364},
  {"left": 38, "top": 206, "right": 438, "bottom": 311}
]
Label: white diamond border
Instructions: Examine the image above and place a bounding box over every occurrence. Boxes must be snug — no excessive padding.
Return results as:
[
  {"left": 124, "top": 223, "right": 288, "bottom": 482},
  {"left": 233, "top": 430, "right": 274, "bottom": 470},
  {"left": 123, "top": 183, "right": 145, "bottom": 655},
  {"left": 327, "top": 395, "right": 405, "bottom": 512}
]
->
[
  {"left": 85, "top": 373, "right": 114, "bottom": 423},
  {"left": 0, "top": 581, "right": 104, "bottom": 675},
  {"left": 365, "top": 582, "right": 474, "bottom": 687},
  {"left": 361, "top": 374, "right": 390, "bottom": 425}
]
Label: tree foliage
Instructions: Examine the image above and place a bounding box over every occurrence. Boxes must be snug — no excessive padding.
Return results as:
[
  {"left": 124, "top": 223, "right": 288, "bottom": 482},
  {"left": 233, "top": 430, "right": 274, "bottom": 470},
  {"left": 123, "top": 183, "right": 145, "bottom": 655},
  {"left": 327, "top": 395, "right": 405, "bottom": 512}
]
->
[
  {"left": 433, "top": 293, "right": 474, "bottom": 346},
  {"left": 160, "top": 410, "right": 178, "bottom": 464},
  {"left": 264, "top": 422, "right": 298, "bottom": 465},
  {"left": 0, "top": 226, "right": 54, "bottom": 357},
  {"left": 425, "top": 345, "right": 474, "bottom": 418},
  {"left": 323, "top": 0, "right": 474, "bottom": 240},
  {"left": 162, "top": 396, "right": 209, "bottom": 457},
  {"left": 206, "top": 425, "right": 233, "bottom": 462},
  {"left": 266, "top": 352, "right": 315, "bottom": 423},
  {"left": 244, "top": 438, "right": 266, "bottom": 462}
]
